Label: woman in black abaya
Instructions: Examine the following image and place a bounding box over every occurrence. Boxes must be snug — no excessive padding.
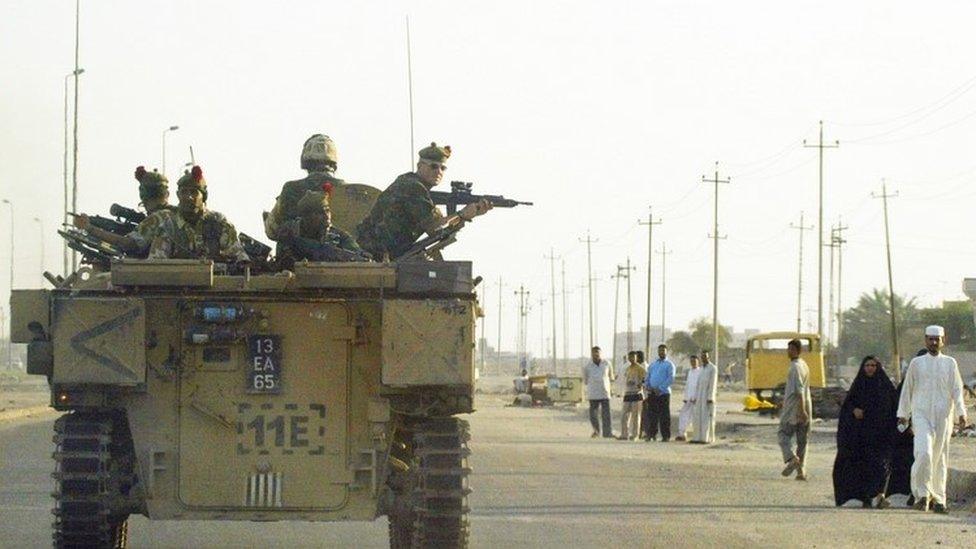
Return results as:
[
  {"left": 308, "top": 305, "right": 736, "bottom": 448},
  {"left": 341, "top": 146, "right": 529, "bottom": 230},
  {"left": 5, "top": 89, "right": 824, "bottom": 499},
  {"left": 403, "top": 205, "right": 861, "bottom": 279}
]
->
[{"left": 832, "top": 356, "right": 897, "bottom": 508}]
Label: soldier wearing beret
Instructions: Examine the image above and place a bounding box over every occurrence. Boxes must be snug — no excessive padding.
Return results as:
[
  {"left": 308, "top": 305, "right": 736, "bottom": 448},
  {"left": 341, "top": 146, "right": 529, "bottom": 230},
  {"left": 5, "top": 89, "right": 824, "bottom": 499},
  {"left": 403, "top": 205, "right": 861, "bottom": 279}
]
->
[
  {"left": 264, "top": 134, "right": 346, "bottom": 257},
  {"left": 71, "top": 165, "right": 177, "bottom": 257},
  {"left": 356, "top": 142, "right": 493, "bottom": 260},
  {"left": 273, "top": 187, "right": 370, "bottom": 269},
  {"left": 143, "top": 165, "right": 250, "bottom": 263}
]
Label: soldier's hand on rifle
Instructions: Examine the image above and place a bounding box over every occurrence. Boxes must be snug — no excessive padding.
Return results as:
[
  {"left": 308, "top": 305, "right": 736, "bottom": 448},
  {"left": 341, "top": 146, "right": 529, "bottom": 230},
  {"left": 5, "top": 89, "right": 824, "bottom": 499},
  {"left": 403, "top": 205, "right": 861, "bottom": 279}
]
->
[
  {"left": 458, "top": 199, "right": 493, "bottom": 222},
  {"left": 72, "top": 214, "right": 91, "bottom": 231}
]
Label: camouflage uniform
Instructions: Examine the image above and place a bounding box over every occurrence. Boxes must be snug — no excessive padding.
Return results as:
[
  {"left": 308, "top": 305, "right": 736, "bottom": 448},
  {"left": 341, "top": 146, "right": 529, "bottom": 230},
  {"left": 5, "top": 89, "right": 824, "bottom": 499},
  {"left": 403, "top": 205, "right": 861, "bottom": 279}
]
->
[
  {"left": 265, "top": 172, "right": 345, "bottom": 241},
  {"left": 356, "top": 171, "right": 443, "bottom": 260},
  {"left": 125, "top": 204, "right": 177, "bottom": 257},
  {"left": 275, "top": 190, "right": 369, "bottom": 269},
  {"left": 144, "top": 166, "right": 250, "bottom": 263},
  {"left": 264, "top": 134, "right": 346, "bottom": 258},
  {"left": 144, "top": 209, "right": 249, "bottom": 262}
]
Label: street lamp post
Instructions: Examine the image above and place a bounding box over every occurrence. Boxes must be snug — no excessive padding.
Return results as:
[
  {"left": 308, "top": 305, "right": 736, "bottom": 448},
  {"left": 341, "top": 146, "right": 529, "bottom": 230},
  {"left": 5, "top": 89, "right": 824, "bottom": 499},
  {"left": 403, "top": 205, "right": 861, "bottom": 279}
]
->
[
  {"left": 63, "top": 68, "right": 84, "bottom": 277},
  {"left": 71, "top": 0, "right": 81, "bottom": 272},
  {"left": 34, "top": 217, "right": 44, "bottom": 281},
  {"left": 162, "top": 125, "right": 180, "bottom": 178},
  {"left": 2, "top": 199, "right": 13, "bottom": 370}
]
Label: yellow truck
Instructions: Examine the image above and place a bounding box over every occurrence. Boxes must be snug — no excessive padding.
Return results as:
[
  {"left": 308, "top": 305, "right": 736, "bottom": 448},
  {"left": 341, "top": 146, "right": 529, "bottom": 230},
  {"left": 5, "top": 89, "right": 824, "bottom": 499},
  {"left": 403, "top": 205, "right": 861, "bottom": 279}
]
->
[{"left": 745, "top": 332, "right": 826, "bottom": 398}]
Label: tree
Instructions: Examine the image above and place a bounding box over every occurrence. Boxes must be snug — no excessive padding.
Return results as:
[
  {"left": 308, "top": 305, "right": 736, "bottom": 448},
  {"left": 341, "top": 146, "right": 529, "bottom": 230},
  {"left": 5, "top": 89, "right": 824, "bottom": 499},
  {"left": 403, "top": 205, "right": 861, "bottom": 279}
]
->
[
  {"left": 919, "top": 300, "right": 976, "bottom": 351},
  {"left": 667, "top": 317, "right": 732, "bottom": 358},
  {"left": 666, "top": 331, "right": 698, "bottom": 358},
  {"left": 838, "top": 289, "right": 919, "bottom": 367}
]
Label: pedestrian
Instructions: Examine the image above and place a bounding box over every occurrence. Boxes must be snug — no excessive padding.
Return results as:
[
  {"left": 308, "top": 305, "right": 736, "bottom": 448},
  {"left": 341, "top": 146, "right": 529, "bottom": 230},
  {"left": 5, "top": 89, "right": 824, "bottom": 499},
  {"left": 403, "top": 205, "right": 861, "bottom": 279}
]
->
[
  {"left": 896, "top": 326, "right": 967, "bottom": 513},
  {"left": 644, "top": 344, "right": 676, "bottom": 442},
  {"left": 886, "top": 348, "right": 927, "bottom": 507},
  {"left": 618, "top": 352, "right": 646, "bottom": 441},
  {"left": 583, "top": 346, "right": 615, "bottom": 439},
  {"left": 676, "top": 355, "right": 701, "bottom": 441},
  {"left": 832, "top": 355, "right": 897, "bottom": 508},
  {"left": 722, "top": 361, "right": 735, "bottom": 386},
  {"left": 778, "top": 339, "right": 813, "bottom": 481},
  {"left": 691, "top": 350, "right": 718, "bottom": 444}
]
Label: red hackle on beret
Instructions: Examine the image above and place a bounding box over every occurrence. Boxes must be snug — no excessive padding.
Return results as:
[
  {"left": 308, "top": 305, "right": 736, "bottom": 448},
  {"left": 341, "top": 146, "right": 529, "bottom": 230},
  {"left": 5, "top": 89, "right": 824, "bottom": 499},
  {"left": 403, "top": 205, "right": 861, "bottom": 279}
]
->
[
  {"left": 191, "top": 165, "right": 203, "bottom": 182},
  {"left": 135, "top": 166, "right": 147, "bottom": 181}
]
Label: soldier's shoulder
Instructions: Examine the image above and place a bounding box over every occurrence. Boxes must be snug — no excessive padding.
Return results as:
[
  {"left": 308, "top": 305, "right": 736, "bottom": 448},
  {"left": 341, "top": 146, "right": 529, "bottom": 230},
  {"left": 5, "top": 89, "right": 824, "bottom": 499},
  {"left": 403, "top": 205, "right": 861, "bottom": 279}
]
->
[
  {"left": 202, "top": 210, "right": 233, "bottom": 224},
  {"left": 387, "top": 172, "right": 427, "bottom": 194}
]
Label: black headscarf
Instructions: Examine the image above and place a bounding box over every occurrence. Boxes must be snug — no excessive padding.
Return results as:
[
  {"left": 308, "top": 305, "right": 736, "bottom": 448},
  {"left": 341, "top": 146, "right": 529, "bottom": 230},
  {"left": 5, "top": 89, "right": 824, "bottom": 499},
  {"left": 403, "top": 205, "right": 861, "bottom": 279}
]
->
[{"left": 840, "top": 356, "right": 896, "bottom": 445}]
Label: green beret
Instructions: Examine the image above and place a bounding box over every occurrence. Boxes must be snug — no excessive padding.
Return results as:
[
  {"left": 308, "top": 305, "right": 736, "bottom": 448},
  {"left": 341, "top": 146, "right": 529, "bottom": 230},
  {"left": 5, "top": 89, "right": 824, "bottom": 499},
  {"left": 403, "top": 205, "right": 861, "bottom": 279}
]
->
[
  {"left": 418, "top": 142, "right": 452, "bottom": 163},
  {"left": 296, "top": 190, "right": 330, "bottom": 215}
]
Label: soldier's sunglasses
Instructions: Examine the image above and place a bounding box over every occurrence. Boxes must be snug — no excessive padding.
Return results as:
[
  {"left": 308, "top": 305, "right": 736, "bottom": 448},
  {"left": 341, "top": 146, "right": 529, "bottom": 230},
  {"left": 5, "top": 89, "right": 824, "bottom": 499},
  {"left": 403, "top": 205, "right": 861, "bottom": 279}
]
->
[{"left": 423, "top": 161, "right": 447, "bottom": 171}]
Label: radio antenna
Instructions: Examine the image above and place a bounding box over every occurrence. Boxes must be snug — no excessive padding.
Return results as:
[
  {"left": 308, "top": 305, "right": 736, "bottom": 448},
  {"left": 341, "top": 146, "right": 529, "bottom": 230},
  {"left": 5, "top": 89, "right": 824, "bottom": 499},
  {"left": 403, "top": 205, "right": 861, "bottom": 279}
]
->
[{"left": 406, "top": 15, "right": 415, "bottom": 169}]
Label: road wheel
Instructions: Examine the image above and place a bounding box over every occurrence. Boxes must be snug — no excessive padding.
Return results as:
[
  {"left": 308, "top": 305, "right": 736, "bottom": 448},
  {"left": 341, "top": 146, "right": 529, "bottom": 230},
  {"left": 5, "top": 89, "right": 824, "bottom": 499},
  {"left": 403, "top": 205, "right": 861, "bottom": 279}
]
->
[{"left": 52, "top": 413, "right": 131, "bottom": 548}]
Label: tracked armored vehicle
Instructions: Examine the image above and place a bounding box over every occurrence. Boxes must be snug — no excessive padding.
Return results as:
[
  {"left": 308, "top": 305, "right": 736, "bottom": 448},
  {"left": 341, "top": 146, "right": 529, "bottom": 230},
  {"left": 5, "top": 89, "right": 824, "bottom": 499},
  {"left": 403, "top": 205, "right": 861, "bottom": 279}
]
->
[{"left": 10, "top": 255, "right": 477, "bottom": 548}]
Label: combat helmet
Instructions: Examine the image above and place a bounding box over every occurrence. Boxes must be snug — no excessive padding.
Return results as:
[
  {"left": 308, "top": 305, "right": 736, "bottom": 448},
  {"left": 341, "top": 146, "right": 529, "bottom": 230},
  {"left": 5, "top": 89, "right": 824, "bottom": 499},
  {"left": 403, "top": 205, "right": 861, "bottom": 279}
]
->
[{"left": 301, "top": 134, "right": 338, "bottom": 171}]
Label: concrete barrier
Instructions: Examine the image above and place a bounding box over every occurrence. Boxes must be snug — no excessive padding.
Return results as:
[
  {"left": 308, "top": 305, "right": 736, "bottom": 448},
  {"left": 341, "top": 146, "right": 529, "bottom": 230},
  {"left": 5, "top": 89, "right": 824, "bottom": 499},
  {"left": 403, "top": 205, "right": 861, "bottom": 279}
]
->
[
  {"left": 0, "top": 405, "right": 55, "bottom": 423},
  {"left": 948, "top": 467, "right": 976, "bottom": 503}
]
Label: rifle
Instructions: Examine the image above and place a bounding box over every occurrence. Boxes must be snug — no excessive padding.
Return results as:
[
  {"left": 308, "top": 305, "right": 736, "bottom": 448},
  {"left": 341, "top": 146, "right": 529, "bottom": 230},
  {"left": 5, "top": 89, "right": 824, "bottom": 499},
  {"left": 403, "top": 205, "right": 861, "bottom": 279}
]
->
[
  {"left": 109, "top": 203, "right": 147, "bottom": 224},
  {"left": 239, "top": 232, "right": 272, "bottom": 263},
  {"left": 289, "top": 235, "right": 372, "bottom": 263},
  {"left": 67, "top": 212, "right": 137, "bottom": 236},
  {"left": 58, "top": 228, "right": 122, "bottom": 270},
  {"left": 429, "top": 181, "right": 532, "bottom": 215},
  {"left": 397, "top": 224, "right": 463, "bottom": 262}
]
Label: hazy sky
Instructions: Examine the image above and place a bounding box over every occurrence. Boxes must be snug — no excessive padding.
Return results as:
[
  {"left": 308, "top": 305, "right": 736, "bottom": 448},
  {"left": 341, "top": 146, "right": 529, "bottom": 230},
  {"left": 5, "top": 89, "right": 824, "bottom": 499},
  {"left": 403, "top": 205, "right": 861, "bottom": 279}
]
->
[{"left": 3, "top": 1, "right": 976, "bottom": 358}]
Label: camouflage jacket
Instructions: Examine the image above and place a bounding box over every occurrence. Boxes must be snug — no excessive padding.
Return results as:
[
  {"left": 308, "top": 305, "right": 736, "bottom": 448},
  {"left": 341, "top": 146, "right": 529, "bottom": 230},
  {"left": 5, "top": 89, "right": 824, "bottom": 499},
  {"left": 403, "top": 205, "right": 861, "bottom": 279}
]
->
[
  {"left": 275, "top": 222, "right": 368, "bottom": 269},
  {"left": 264, "top": 172, "right": 345, "bottom": 241},
  {"left": 144, "top": 209, "right": 250, "bottom": 263},
  {"left": 125, "top": 204, "right": 178, "bottom": 257},
  {"left": 356, "top": 172, "right": 444, "bottom": 259}
]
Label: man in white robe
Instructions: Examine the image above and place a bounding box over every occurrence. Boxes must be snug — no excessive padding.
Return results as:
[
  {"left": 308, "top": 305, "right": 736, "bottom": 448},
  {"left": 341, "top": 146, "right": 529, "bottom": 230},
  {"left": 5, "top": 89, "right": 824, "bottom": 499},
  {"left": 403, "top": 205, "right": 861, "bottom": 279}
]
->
[
  {"left": 676, "top": 355, "right": 702, "bottom": 441},
  {"left": 691, "top": 350, "right": 718, "bottom": 443},
  {"left": 897, "top": 325, "right": 967, "bottom": 513}
]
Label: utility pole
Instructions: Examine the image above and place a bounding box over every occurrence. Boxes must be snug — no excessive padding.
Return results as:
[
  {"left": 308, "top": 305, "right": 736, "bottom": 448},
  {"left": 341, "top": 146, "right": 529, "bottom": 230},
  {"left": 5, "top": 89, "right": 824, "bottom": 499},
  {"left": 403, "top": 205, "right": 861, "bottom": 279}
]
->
[
  {"left": 790, "top": 212, "right": 814, "bottom": 333},
  {"left": 577, "top": 281, "right": 587, "bottom": 357},
  {"left": 71, "top": 0, "right": 81, "bottom": 272},
  {"left": 611, "top": 269, "right": 622, "bottom": 370},
  {"left": 834, "top": 221, "right": 849, "bottom": 344},
  {"left": 496, "top": 276, "right": 505, "bottom": 374},
  {"left": 803, "top": 121, "right": 840, "bottom": 341},
  {"left": 514, "top": 286, "right": 530, "bottom": 374},
  {"left": 579, "top": 231, "right": 598, "bottom": 348},
  {"left": 638, "top": 208, "right": 662, "bottom": 359},
  {"left": 612, "top": 262, "right": 636, "bottom": 368},
  {"left": 544, "top": 248, "right": 559, "bottom": 373},
  {"left": 538, "top": 297, "right": 546, "bottom": 369},
  {"left": 656, "top": 243, "right": 672, "bottom": 343},
  {"left": 873, "top": 181, "right": 901, "bottom": 381},
  {"left": 702, "top": 162, "right": 730, "bottom": 366},
  {"left": 479, "top": 287, "right": 486, "bottom": 374},
  {"left": 826, "top": 224, "right": 838, "bottom": 346},
  {"left": 561, "top": 260, "right": 569, "bottom": 365}
]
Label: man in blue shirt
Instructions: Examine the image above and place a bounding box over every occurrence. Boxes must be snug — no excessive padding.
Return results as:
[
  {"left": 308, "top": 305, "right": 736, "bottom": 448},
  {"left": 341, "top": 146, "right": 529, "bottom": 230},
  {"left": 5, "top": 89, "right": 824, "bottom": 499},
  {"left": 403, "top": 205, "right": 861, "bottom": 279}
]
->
[{"left": 644, "top": 344, "right": 676, "bottom": 441}]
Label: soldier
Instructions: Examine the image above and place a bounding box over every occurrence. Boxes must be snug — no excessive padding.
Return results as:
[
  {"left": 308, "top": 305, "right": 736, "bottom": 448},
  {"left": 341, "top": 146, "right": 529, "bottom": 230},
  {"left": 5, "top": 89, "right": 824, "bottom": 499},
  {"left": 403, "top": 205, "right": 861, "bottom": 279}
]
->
[
  {"left": 274, "top": 187, "right": 371, "bottom": 269},
  {"left": 356, "top": 142, "right": 493, "bottom": 260},
  {"left": 71, "top": 166, "right": 176, "bottom": 257},
  {"left": 264, "top": 134, "right": 344, "bottom": 249},
  {"left": 143, "top": 165, "right": 250, "bottom": 263}
]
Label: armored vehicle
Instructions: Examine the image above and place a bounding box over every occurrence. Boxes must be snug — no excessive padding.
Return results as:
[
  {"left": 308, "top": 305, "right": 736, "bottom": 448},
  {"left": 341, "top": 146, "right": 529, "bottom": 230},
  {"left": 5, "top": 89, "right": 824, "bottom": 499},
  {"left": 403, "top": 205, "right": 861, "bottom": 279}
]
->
[{"left": 10, "top": 256, "right": 478, "bottom": 548}]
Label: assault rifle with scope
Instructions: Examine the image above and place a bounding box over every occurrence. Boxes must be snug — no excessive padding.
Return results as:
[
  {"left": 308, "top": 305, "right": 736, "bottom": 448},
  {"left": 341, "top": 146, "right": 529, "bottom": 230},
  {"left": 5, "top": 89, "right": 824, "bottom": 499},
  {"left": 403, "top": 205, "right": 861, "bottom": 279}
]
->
[{"left": 429, "top": 181, "right": 532, "bottom": 215}]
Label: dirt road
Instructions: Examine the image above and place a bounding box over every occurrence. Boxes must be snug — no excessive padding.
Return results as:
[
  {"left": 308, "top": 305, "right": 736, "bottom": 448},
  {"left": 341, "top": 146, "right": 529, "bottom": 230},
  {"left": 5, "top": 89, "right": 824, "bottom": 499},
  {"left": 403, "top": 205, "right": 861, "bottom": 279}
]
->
[{"left": 1, "top": 391, "right": 973, "bottom": 547}]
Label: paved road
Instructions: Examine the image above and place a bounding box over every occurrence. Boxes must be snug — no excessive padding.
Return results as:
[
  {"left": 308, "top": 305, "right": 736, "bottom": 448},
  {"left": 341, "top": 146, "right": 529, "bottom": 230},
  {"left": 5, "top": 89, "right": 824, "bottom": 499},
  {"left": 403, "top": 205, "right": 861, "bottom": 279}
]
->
[{"left": 2, "top": 398, "right": 974, "bottom": 548}]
